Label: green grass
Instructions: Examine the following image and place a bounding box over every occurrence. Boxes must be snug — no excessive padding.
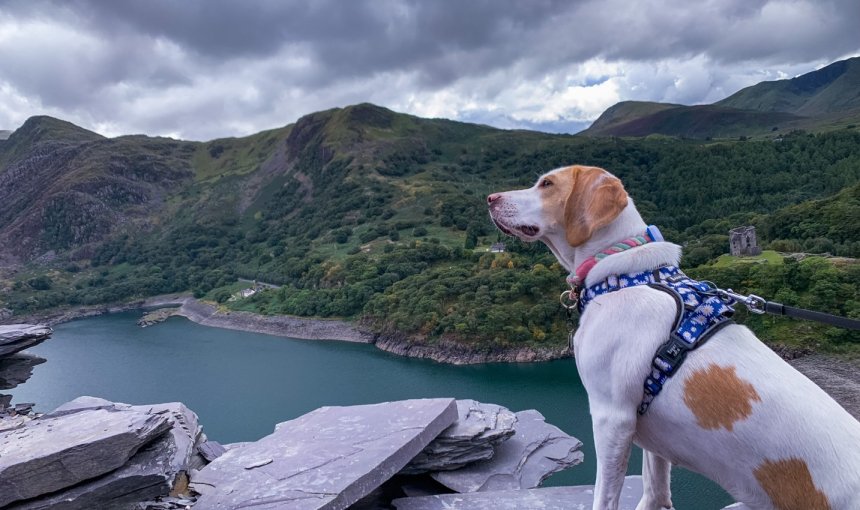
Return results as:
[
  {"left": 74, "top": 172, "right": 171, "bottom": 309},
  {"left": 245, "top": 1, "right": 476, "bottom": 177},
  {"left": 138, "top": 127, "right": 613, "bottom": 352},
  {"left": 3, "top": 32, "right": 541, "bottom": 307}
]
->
[{"left": 712, "top": 250, "right": 784, "bottom": 267}]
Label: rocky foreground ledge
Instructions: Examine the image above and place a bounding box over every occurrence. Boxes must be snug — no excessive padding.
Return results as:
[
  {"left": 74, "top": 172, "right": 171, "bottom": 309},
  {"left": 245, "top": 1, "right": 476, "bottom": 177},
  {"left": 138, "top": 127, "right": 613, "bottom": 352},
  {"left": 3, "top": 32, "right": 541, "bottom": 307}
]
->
[{"left": 0, "top": 324, "right": 752, "bottom": 509}]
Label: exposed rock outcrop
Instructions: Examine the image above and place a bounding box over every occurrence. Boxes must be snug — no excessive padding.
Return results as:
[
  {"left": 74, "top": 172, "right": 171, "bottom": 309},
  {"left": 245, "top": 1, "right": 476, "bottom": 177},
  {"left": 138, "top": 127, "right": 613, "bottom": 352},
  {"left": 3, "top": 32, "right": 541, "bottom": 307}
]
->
[
  {"left": 0, "top": 324, "right": 52, "bottom": 357},
  {"left": 373, "top": 333, "right": 570, "bottom": 364},
  {"left": 0, "top": 324, "right": 51, "bottom": 414},
  {"left": 393, "top": 475, "right": 644, "bottom": 509},
  {"left": 138, "top": 307, "right": 180, "bottom": 327},
  {"left": 0, "top": 406, "right": 171, "bottom": 506},
  {"left": 0, "top": 353, "right": 45, "bottom": 391},
  {"left": 402, "top": 399, "right": 517, "bottom": 474},
  {"left": 431, "top": 409, "right": 584, "bottom": 492},
  {"left": 2, "top": 396, "right": 205, "bottom": 510},
  {"left": 177, "top": 299, "right": 374, "bottom": 343},
  {"left": 190, "top": 398, "right": 459, "bottom": 510}
]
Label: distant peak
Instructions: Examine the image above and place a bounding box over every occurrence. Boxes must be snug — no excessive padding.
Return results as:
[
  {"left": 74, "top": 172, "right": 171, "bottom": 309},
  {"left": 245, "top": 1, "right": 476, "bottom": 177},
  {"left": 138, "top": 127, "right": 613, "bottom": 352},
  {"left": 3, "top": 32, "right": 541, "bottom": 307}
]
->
[{"left": 8, "top": 116, "right": 103, "bottom": 145}]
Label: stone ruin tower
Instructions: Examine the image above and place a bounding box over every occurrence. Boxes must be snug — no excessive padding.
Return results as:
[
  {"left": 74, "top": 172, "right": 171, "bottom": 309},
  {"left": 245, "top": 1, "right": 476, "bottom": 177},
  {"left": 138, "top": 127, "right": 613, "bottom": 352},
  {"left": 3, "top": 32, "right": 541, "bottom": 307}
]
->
[{"left": 729, "top": 226, "right": 762, "bottom": 256}]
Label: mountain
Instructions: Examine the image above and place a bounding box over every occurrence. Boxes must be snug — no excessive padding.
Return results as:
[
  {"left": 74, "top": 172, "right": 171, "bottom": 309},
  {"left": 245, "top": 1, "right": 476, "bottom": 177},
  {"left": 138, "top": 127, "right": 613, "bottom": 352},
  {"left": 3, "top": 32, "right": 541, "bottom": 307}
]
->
[
  {"left": 716, "top": 57, "right": 860, "bottom": 116},
  {"left": 1, "top": 104, "right": 858, "bottom": 351},
  {"left": 584, "top": 57, "right": 860, "bottom": 138},
  {"left": 0, "top": 130, "right": 11, "bottom": 141}
]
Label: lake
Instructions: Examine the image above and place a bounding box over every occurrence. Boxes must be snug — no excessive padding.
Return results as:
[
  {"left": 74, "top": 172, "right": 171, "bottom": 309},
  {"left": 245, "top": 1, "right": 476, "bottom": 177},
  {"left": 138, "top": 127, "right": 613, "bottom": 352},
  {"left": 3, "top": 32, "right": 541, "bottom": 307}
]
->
[{"left": 10, "top": 311, "right": 733, "bottom": 508}]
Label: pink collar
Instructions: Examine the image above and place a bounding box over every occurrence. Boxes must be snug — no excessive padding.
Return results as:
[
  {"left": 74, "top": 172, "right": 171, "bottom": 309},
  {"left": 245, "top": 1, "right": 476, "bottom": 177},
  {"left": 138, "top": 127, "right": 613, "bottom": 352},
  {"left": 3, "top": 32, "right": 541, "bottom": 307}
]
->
[{"left": 566, "top": 225, "right": 663, "bottom": 287}]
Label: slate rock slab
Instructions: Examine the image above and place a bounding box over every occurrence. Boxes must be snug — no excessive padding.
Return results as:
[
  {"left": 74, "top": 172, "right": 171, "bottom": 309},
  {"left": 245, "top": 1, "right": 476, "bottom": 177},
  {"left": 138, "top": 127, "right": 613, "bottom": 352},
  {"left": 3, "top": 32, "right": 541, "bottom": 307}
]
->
[
  {"left": 191, "top": 398, "right": 458, "bottom": 510},
  {"left": 402, "top": 399, "right": 517, "bottom": 474},
  {"left": 432, "top": 409, "right": 583, "bottom": 492},
  {"left": 7, "top": 398, "right": 202, "bottom": 509},
  {"left": 393, "top": 475, "right": 643, "bottom": 509},
  {"left": 0, "top": 353, "right": 47, "bottom": 390},
  {"left": 197, "top": 440, "right": 228, "bottom": 462},
  {"left": 0, "top": 406, "right": 171, "bottom": 506},
  {"left": 0, "top": 325, "right": 52, "bottom": 357}
]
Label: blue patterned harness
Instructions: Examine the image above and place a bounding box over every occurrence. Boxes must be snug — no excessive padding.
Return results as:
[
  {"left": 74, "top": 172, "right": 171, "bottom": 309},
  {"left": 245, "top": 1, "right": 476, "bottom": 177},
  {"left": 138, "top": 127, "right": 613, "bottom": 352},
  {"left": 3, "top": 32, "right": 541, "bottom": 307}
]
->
[{"left": 578, "top": 265, "right": 736, "bottom": 415}]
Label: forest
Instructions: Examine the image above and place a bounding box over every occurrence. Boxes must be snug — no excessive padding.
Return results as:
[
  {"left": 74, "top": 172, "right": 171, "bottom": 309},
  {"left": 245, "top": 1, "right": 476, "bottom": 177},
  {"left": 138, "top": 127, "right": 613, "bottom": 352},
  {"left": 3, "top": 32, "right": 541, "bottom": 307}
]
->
[{"left": 5, "top": 122, "right": 859, "bottom": 353}]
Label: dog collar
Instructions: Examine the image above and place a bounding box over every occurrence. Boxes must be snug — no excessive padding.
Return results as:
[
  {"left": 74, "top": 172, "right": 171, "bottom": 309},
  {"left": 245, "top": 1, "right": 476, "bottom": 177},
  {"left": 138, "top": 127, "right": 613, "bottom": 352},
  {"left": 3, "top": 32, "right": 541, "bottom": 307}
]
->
[{"left": 566, "top": 225, "right": 664, "bottom": 287}]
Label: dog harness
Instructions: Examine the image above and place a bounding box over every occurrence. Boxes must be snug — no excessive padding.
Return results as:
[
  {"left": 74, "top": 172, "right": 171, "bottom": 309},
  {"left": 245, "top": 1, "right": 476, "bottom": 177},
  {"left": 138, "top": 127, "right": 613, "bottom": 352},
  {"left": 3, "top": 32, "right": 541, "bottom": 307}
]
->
[{"left": 569, "top": 227, "right": 736, "bottom": 415}]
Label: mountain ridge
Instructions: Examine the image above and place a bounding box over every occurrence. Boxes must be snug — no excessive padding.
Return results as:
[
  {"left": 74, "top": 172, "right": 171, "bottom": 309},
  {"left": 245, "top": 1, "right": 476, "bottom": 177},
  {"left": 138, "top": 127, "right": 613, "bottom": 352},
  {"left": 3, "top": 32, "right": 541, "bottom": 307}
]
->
[{"left": 584, "top": 56, "right": 860, "bottom": 138}]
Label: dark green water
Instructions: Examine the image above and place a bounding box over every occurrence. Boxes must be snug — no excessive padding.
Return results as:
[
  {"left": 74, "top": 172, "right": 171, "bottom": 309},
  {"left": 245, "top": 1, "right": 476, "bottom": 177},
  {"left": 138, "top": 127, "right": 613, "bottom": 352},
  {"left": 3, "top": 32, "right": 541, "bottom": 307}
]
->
[{"left": 10, "top": 311, "right": 733, "bottom": 508}]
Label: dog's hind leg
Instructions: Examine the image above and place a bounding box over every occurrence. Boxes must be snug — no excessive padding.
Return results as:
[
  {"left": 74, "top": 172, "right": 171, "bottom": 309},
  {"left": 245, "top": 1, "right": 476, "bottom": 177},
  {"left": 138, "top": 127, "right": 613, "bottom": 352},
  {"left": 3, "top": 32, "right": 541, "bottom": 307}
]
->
[{"left": 637, "top": 450, "right": 674, "bottom": 510}]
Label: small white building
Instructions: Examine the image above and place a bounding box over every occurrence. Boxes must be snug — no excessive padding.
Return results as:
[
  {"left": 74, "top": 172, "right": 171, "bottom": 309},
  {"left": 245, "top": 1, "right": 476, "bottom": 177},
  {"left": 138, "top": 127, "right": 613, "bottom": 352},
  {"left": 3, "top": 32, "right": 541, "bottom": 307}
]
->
[{"left": 490, "top": 243, "right": 506, "bottom": 253}]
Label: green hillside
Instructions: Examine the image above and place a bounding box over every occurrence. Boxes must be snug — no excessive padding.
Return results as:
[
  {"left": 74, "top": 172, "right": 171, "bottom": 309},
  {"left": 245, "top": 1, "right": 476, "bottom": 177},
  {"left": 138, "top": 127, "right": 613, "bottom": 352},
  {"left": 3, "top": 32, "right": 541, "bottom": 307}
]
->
[
  {"left": 1, "top": 104, "right": 858, "bottom": 352},
  {"left": 716, "top": 57, "right": 860, "bottom": 116},
  {"left": 584, "top": 101, "right": 682, "bottom": 134},
  {"left": 584, "top": 57, "right": 860, "bottom": 139}
]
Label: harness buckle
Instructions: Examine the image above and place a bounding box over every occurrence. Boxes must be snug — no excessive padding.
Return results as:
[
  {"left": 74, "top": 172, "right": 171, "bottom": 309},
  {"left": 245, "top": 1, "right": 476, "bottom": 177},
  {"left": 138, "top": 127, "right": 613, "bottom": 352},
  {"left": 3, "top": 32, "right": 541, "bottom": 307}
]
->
[{"left": 652, "top": 336, "right": 691, "bottom": 376}]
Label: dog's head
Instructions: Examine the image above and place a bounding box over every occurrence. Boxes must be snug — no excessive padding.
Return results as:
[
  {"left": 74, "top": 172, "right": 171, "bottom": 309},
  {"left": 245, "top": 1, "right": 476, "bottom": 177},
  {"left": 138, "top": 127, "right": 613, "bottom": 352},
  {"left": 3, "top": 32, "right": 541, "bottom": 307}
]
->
[{"left": 487, "top": 165, "right": 628, "bottom": 247}]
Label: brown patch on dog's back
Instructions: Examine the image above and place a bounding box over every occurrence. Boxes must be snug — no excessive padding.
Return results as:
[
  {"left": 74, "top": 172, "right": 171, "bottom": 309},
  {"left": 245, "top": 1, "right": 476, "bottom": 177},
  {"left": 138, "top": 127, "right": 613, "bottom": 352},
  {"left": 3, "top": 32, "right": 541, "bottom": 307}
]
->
[
  {"left": 754, "top": 458, "right": 831, "bottom": 510},
  {"left": 683, "top": 363, "right": 761, "bottom": 431}
]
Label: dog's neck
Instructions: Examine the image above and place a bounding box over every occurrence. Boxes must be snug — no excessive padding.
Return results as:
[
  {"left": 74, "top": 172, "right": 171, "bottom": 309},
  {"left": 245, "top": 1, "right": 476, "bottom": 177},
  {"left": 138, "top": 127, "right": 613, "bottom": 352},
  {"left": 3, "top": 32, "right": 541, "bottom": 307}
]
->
[
  {"left": 543, "top": 198, "right": 648, "bottom": 273},
  {"left": 541, "top": 198, "right": 682, "bottom": 285}
]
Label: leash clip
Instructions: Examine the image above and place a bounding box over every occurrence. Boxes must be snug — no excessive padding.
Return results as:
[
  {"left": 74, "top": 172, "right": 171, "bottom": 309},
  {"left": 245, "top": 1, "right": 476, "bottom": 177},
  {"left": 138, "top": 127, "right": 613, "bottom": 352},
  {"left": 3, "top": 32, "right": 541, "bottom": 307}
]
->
[
  {"left": 719, "top": 288, "right": 766, "bottom": 314},
  {"left": 559, "top": 290, "right": 579, "bottom": 310}
]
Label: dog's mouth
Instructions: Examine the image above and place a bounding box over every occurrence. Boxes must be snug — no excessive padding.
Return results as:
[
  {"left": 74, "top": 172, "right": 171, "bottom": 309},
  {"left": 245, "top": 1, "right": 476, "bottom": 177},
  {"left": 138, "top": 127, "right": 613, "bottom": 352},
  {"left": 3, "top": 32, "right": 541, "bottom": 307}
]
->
[{"left": 490, "top": 216, "right": 540, "bottom": 239}]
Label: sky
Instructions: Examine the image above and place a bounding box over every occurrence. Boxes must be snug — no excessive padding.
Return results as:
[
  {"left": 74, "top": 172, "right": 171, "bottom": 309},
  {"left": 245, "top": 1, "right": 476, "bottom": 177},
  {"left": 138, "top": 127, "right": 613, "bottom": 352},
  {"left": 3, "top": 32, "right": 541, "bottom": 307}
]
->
[{"left": 0, "top": 0, "right": 858, "bottom": 141}]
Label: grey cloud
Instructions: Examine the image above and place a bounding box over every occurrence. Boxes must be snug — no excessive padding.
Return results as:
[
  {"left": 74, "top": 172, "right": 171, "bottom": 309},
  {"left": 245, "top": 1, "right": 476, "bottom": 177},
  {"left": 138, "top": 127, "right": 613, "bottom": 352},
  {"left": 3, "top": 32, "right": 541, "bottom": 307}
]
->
[{"left": 0, "top": 0, "right": 858, "bottom": 139}]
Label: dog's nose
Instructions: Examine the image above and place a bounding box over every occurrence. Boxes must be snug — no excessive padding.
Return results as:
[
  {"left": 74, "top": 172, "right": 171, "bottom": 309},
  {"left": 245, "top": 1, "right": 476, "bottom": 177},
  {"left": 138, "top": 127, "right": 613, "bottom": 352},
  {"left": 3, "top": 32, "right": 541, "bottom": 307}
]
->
[{"left": 487, "top": 193, "right": 502, "bottom": 205}]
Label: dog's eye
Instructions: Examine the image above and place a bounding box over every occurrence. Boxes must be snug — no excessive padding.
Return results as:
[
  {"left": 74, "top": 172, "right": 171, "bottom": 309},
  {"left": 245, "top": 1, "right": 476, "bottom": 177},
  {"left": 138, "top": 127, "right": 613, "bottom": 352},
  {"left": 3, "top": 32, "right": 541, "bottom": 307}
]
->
[{"left": 541, "top": 179, "right": 553, "bottom": 188}]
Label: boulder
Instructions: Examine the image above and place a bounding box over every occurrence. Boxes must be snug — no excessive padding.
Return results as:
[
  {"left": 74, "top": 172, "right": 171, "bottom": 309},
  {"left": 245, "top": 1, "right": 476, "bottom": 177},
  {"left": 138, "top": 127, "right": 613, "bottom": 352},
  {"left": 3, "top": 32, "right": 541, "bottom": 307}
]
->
[
  {"left": 7, "top": 399, "right": 203, "bottom": 509},
  {"left": 0, "top": 324, "right": 52, "bottom": 357},
  {"left": 431, "top": 409, "right": 583, "bottom": 493},
  {"left": 401, "top": 399, "right": 517, "bottom": 474},
  {"left": 0, "top": 404, "right": 171, "bottom": 507},
  {"left": 0, "top": 353, "right": 47, "bottom": 390},
  {"left": 46, "top": 395, "right": 124, "bottom": 417},
  {"left": 197, "top": 440, "right": 228, "bottom": 462},
  {"left": 191, "top": 398, "right": 458, "bottom": 510},
  {"left": 392, "top": 475, "right": 643, "bottom": 509}
]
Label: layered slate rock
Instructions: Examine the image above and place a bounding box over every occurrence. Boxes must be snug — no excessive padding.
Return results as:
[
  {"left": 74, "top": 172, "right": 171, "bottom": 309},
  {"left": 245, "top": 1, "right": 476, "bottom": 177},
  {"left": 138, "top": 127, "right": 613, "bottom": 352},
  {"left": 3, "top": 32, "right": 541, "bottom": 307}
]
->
[
  {"left": 0, "top": 406, "right": 171, "bottom": 507},
  {"left": 0, "top": 353, "right": 46, "bottom": 390},
  {"left": 432, "top": 410, "right": 583, "bottom": 493},
  {"left": 392, "top": 475, "right": 643, "bottom": 509},
  {"left": 9, "top": 398, "right": 203, "bottom": 509},
  {"left": 402, "top": 400, "right": 517, "bottom": 474},
  {"left": 0, "top": 324, "right": 52, "bottom": 357},
  {"left": 191, "top": 398, "right": 458, "bottom": 510}
]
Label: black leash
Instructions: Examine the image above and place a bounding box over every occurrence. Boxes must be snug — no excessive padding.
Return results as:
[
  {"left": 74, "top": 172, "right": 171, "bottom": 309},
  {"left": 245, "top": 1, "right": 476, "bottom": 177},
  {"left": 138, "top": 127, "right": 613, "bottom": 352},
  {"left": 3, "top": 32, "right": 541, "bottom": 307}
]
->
[{"left": 709, "top": 286, "right": 860, "bottom": 331}]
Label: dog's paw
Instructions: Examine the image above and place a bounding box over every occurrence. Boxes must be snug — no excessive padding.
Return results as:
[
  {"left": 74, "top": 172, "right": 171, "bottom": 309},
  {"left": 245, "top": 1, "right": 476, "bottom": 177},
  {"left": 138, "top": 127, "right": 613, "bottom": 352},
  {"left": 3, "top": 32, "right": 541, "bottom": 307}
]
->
[{"left": 635, "top": 499, "right": 674, "bottom": 510}]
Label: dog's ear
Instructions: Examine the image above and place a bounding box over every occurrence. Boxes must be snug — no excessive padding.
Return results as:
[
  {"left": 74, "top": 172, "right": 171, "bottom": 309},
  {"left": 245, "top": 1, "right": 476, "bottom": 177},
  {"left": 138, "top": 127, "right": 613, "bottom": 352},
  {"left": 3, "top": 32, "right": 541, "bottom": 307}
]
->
[{"left": 564, "top": 167, "right": 628, "bottom": 246}]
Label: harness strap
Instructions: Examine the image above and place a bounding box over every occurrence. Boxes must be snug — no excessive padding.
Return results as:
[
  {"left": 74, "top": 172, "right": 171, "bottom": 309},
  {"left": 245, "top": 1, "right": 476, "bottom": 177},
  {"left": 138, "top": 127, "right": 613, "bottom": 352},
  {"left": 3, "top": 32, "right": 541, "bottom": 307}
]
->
[{"left": 577, "top": 265, "right": 736, "bottom": 415}]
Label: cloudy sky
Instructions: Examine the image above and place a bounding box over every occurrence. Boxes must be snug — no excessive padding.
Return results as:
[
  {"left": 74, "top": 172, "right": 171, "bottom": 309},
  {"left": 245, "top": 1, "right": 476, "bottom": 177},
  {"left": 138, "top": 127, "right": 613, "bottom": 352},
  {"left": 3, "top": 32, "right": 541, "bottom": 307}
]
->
[{"left": 1, "top": 0, "right": 858, "bottom": 140}]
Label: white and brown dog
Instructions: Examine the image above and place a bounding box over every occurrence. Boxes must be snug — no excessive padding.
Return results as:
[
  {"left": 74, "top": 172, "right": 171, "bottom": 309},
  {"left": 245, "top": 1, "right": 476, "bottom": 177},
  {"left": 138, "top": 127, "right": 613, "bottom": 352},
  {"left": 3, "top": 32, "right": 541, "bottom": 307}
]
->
[{"left": 487, "top": 165, "right": 860, "bottom": 510}]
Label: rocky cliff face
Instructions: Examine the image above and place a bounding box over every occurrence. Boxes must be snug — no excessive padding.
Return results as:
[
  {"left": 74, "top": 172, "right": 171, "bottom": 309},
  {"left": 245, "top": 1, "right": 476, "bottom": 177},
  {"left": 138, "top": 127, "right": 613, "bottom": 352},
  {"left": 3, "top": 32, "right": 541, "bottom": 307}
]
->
[
  {"left": 373, "top": 332, "right": 570, "bottom": 364},
  {"left": 0, "top": 118, "right": 195, "bottom": 263}
]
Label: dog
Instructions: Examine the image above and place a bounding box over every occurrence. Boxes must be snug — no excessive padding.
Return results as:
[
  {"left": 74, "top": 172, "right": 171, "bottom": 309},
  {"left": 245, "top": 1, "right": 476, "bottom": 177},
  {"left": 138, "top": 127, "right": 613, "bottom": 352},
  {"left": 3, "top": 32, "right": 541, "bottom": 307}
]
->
[{"left": 487, "top": 165, "right": 860, "bottom": 510}]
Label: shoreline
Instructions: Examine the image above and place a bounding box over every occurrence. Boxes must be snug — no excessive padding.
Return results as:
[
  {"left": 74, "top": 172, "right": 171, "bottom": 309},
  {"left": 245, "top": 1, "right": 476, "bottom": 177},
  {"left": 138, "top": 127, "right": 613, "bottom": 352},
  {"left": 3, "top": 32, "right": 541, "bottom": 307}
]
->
[
  {"left": 3, "top": 296, "right": 568, "bottom": 364},
  {"left": 3, "top": 297, "right": 859, "bottom": 416}
]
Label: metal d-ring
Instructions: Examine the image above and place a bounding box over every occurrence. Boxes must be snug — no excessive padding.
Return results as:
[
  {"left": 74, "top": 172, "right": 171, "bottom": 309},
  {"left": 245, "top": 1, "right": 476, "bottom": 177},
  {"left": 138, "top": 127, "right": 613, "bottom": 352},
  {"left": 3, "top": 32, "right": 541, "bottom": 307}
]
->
[{"left": 559, "top": 290, "right": 579, "bottom": 310}]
